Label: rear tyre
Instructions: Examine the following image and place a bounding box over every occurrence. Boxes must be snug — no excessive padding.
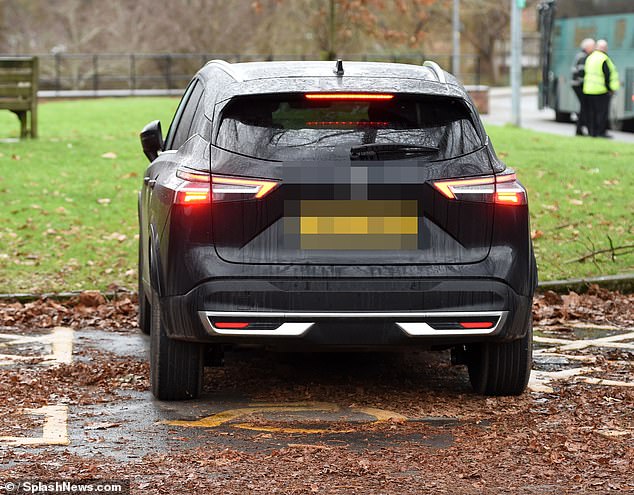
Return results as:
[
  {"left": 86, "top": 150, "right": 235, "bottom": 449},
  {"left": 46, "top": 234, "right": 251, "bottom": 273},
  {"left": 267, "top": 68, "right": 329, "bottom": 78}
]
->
[
  {"left": 466, "top": 321, "right": 532, "bottom": 396},
  {"left": 150, "top": 292, "right": 203, "bottom": 400}
]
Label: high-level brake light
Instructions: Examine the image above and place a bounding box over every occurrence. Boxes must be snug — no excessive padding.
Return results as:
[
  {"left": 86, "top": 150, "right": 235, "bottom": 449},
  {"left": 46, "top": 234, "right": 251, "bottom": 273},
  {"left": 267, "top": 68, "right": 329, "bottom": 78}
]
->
[
  {"left": 306, "top": 121, "right": 389, "bottom": 127},
  {"left": 432, "top": 172, "right": 527, "bottom": 205},
  {"left": 305, "top": 93, "right": 394, "bottom": 101}
]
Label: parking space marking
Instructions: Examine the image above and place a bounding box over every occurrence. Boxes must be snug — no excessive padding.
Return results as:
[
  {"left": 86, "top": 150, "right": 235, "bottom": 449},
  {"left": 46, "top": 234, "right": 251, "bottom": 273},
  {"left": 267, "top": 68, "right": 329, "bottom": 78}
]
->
[
  {"left": 531, "top": 327, "right": 634, "bottom": 393},
  {"left": 0, "top": 328, "right": 73, "bottom": 446},
  {"left": 163, "top": 402, "right": 410, "bottom": 434},
  {"left": 351, "top": 406, "right": 407, "bottom": 422},
  {"left": 529, "top": 368, "right": 592, "bottom": 393},
  {"left": 534, "top": 331, "right": 634, "bottom": 351},
  {"left": 0, "top": 327, "right": 73, "bottom": 365},
  {"left": 0, "top": 405, "right": 70, "bottom": 446},
  {"left": 578, "top": 377, "right": 634, "bottom": 388}
]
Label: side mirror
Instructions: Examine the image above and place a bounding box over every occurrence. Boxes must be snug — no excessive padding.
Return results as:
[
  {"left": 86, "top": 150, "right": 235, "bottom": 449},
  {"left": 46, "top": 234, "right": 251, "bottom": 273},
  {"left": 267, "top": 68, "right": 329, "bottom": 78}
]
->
[{"left": 140, "top": 120, "right": 164, "bottom": 162}]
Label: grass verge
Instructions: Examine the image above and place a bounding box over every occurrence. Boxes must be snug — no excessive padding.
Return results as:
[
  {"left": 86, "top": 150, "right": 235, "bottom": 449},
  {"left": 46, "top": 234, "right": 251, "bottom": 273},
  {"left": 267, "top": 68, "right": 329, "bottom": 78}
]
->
[
  {"left": 0, "top": 99, "right": 632, "bottom": 293},
  {"left": 488, "top": 125, "right": 633, "bottom": 282}
]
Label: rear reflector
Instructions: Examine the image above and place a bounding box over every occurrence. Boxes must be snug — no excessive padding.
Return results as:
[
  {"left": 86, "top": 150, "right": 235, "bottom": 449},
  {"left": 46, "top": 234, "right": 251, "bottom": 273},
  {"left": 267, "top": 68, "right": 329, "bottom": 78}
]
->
[
  {"left": 305, "top": 93, "right": 394, "bottom": 101},
  {"left": 214, "top": 322, "right": 250, "bottom": 329},
  {"left": 460, "top": 322, "right": 494, "bottom": 329}
]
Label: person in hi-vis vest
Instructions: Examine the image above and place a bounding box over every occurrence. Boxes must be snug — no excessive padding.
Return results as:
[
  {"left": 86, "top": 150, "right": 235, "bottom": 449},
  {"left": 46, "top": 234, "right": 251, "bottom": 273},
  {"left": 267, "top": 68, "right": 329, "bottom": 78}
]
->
[{"left": 583, "top": 39, "right": 620, "bottom": 138}]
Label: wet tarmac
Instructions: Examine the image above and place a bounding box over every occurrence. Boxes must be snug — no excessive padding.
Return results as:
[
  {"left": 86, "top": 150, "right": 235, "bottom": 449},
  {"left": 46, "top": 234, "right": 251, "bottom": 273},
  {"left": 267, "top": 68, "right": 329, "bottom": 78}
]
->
[{"left": 1, "top": 323, "right": 633, "bottom": 462}]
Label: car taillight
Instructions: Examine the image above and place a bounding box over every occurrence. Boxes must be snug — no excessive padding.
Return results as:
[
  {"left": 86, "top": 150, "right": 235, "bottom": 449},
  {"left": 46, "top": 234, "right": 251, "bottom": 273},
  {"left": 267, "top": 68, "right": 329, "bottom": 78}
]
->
[
  {"left": 432, "top": 172, "right": 527, "bottom": 205},
  {"left": 174, "top": 168, "right": 279, "bottom": 205},
  {"left": 212, "top": 176, "right": 279, "bottom": 201},
  {"left": 214, "top": 322, "right": 250, "bottom": 329},
  {"left": 174, "top": 168, "right": 210, "bottom": 205}
]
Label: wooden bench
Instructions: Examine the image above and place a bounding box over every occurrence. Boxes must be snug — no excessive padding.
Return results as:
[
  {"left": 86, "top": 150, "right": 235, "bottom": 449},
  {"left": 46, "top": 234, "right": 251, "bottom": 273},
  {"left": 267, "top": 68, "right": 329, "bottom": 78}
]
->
[{"left": 0, "top": 57, "right": 38, "bottom": 138}]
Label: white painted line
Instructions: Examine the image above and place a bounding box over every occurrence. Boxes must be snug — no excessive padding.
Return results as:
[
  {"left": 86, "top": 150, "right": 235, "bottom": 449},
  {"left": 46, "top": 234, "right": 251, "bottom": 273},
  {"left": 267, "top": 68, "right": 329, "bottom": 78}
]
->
[
  {"left": 0, "top": 405, "right": 69, "bottom": 446},
  {"left": 50, "top": 327, "right": 73, "bottom": 364},
  {"left": 0, "top": 328, "right": 73, "bottom": 447},
  {"left": 533, "top": 351, "right": 597, "bottom": 362},
  {"left": 528, "top": 368, "right": 592, "bottom": 393},
  {"left": 0, "top": 327, "right": 73, "bottom": 366},
  {"left": 0, "top": 354, "right": 42, "bottom": 365},
  {"left": 577, "top": 377, "right": 634, "bottom": 388}
]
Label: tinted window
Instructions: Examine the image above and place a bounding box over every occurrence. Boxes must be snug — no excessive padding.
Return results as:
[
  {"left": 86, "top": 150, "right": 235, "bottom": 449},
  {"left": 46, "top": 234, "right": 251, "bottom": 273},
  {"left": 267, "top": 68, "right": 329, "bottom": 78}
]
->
[
  {"left": 189, "top": 90, "right": 209, "bottom": 139},
  {"left": 555, "top": 0, "right": 633, "bottom": 18},
  {"left": 171, "top": 81, "right": 204, "bottom": 149},
  {"left": 216, "top": 94, "right": 482, "bottom": 161}
]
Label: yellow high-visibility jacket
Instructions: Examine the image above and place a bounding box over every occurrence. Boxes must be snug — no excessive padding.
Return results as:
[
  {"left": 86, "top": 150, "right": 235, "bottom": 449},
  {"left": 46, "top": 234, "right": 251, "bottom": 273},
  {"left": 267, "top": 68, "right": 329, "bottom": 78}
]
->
[{"left": 583, "top": 50, "right": 620, "bottom": 95}]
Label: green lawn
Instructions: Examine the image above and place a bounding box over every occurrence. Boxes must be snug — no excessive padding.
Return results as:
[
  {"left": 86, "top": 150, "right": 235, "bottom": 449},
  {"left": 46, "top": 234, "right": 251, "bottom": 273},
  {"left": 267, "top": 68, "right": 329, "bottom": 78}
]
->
[
  {"left": 0, "top": 98, "right": 177, "bottom": 293},
  {"left": 0, "top": 98, "right": 632, "bottom": 293},
  {"left": 488, "top": 126, "right": 634, "bottom": 282}
]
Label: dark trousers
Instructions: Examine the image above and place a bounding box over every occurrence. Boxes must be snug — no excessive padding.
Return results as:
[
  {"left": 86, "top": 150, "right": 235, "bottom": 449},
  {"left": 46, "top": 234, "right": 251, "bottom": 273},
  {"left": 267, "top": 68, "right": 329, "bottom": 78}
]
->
[
  {"left": 572, "top": 85, "right": 588, "bottom": 133},
  {"left": 586, "top": 93, "right": 611, "bottom": 137}
]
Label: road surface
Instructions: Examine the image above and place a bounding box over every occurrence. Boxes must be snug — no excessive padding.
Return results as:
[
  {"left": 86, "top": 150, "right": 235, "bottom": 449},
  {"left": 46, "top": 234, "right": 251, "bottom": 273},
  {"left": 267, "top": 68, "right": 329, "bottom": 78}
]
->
[{"left": 482, "top": 87, "right": 634, "bottom": 144}]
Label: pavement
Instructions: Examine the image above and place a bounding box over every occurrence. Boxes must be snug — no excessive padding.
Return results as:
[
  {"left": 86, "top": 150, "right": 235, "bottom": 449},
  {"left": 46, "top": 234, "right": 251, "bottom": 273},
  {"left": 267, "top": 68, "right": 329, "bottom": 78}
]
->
[{"left": 482, "top": 86, "right": 634, "bottom": 144}]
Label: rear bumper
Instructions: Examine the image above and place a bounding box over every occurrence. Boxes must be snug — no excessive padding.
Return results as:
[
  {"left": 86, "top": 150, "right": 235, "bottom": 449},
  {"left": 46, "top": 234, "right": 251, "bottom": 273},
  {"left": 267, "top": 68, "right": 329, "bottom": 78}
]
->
[{"left": 161, "top": 278, "right": 532, "bottom": 349}]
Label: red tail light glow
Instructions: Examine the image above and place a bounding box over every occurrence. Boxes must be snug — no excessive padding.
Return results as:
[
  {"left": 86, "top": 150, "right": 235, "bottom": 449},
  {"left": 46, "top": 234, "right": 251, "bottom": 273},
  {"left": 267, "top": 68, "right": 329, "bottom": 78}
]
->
[
  {"left": 305, "top": 93, "right": 394, "bottom": 101},
  {"left": 460, "top": 321, "right": 494, "bottom": 329},
  {"left": 495, "top": 192, "right": 521, "bottom": 204},
  {"left": 214, "top": 322, "right": 250, "bottom": 329},
  {"left": 432, "top": 172, "right": 527, "bottom": 205},
  {"left": 306, "top": 121, "right": 389, "bottom": 127},
  {"left": 176, "top": 187, "right": 210, "bottom": 205}
]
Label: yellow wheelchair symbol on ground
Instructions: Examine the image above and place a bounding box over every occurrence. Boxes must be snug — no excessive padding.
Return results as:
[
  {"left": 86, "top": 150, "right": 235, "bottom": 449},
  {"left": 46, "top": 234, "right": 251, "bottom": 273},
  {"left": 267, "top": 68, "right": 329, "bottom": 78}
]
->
[{"left": 163, "top": 401, "right": 407, "bottom": 434}]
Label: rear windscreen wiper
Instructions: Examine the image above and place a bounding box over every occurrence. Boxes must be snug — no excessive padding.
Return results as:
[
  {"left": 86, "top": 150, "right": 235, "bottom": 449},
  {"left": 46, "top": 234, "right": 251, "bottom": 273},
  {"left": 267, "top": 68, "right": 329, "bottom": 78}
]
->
[{"left": 350, "top": 143, "right": 439, "bottom": 160}]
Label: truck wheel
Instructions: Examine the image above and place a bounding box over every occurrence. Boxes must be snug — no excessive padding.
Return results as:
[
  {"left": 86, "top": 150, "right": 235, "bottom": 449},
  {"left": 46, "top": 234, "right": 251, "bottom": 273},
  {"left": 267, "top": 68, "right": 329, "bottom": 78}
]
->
[
  {"left": 555, "top": 110, "right": 571, "bottom": 123},
  {"left": 150, "top": 292, "right": 203, "bottom": 400},
  {"left": 466, "top": 322, "right": 532, "bottom": 396}
]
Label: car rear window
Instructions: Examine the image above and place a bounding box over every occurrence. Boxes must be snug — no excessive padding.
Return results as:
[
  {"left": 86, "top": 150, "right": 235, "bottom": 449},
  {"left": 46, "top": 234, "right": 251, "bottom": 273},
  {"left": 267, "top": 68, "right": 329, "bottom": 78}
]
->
[{"left": 215, "top": 93, "right": 482, "bottom": 161}]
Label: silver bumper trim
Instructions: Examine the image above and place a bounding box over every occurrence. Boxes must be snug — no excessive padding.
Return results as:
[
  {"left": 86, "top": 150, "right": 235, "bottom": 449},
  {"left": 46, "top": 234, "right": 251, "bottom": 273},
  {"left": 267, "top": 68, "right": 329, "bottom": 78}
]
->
[
  {"left": 397, "top": 311, "right": 507, "bottom": 336},
  {"left": 198, "top": 310, "right": 508, "bottom": 338}
]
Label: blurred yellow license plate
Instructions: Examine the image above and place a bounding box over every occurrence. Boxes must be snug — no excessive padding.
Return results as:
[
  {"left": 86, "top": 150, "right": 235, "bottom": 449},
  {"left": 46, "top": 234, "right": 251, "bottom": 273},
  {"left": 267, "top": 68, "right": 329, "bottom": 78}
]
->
[{"left": 298, "top": 200, "right": 418, "bottom": 250}]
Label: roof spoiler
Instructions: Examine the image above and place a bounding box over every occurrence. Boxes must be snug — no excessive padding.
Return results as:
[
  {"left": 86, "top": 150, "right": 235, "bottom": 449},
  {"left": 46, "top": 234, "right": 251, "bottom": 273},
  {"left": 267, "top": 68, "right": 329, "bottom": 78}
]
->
[
  {"left": 423, "top": 60, "right": 447, "bottom": 84},
  {"left": 204, "top": 59, "right": 243, "bottom": 82}
]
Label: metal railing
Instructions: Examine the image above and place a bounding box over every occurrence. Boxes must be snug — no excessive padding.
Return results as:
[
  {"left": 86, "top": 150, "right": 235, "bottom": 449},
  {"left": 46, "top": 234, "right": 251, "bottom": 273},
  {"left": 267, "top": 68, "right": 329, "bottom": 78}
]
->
[{"left": 0, "top": 53, "right": 489, "bottom": 95}]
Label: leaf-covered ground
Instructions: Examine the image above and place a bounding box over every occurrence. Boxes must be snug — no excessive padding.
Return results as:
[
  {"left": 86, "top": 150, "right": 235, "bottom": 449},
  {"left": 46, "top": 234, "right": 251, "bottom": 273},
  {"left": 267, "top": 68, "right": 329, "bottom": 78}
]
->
[{"left": 0, "top": 291, "right": 632, "bottom": 493}]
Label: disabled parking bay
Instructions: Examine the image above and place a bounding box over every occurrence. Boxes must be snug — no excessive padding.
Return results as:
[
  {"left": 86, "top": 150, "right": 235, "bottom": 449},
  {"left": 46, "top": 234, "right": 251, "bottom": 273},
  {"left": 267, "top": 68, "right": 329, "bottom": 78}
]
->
[{"left": 0, "top": 313, "right": 632, "bottom": 493}]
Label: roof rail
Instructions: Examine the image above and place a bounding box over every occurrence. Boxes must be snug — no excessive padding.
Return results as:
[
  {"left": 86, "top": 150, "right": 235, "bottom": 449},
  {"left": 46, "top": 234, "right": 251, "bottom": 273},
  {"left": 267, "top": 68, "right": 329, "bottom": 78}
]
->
[
  {"left": 204, "top": 59, "right": 244, "bottom": 82},
  {"left": 423, "top": 60, "right": 446, "bottom": 84}
]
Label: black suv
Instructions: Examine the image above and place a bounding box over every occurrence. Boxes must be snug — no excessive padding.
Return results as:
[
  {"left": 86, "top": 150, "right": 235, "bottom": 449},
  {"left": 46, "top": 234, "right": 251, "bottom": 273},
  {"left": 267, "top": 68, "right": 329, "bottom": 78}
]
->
[{"left": 138, "top": 60, "right": 537, "bottom": 400}]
